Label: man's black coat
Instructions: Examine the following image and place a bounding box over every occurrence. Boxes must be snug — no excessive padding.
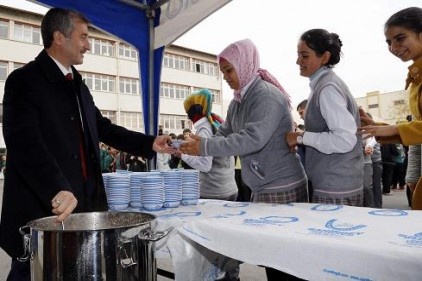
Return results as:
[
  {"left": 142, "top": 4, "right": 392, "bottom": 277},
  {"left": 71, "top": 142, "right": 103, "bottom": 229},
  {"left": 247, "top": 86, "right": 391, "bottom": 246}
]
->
[{"left": 0, "top": 50, "right": 156, "bottom": 258}]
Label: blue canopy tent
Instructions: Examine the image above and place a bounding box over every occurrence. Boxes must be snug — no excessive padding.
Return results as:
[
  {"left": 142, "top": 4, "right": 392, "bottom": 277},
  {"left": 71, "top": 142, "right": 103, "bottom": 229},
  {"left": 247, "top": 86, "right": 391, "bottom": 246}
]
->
[{"left": 32, "top": 0, "right": 231, "bottom": 167}]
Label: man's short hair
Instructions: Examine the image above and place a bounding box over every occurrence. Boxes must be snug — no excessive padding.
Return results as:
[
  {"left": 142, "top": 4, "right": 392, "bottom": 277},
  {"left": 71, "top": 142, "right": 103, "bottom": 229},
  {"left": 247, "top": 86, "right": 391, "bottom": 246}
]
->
[
  {"left": 41, "top": 8, "right": 89, "bottom": 49},
  {"left": 296, "top": 99, "right": 308, "bottom": 111}
]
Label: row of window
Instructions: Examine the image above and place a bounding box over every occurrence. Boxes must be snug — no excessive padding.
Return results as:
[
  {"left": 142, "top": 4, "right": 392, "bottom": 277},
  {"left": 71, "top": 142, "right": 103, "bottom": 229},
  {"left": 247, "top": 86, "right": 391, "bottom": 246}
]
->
[
  {"left": 368, "top": 99, "right": 405, "bottom": 109},
  {"left": 163, "top": 53, "right": 219, "bottom": 76},
  {"left": 160, "top": 114, "right": 190, "bottom": 132},
  {"left": 0, "top": 61, "right": 24, "bottom": 81},
  {"left": 100, "top": 110, "right": 189, "bottom": 133},
  {"left": 160, "top": 83, "right": 221, "bottom": 103},
  {"left": 0, "top": 61, "right": 140, "bottom": 95},
  {"left": 1, "top": 60, "right": 222, "bottom": 103},
  {"left": 0, "top": 18, "right": 138, "bottom": 60},
  {"left": 1, "top": 18, "right": 220, "bottom": 73}
]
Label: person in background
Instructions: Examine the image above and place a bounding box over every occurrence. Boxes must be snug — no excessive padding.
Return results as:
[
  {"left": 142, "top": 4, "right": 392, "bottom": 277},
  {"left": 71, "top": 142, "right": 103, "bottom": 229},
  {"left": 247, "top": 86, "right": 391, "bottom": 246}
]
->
[
  {"left": 0, "top": 154, "right": 6, "bottom": 178},
  {"left": 168, "top": 132, "right": 180, "bottom": 169},
  {"left": 179, "top": 89, "right": 238, "bottom": 201},
  {"left": 0, "top": 8, "right": 173, "bottom": 281},
  {"left": 99, "top": 142, "right": 110, "bottom": 173},
  {"left": 103, "top": 146, "right": 116, "bottom": 173},
  {"left": 363, "top": 137, "right": 376, "bottom": 207},
  {"left": 404, "top": 115, "right": 416, "bottom": 207},
  {"left": 363, "top": 113, "right": 383, "bottom": 208},
  {"left": 234, "top": 155, "right": 251, "bottom": 202},
  {"left": 358, "top": 7, "right": 422, "bottom": 209},
  {"left": 380, "top": 143, "right": 399, "bottom": 196},
  {"left": 180, "top": 129, "right": 194, "bottom": 170},
  {"left": 156, "top": 128, "right": 171, "bottom": 170},
  {"left": 296, "top": 99, "right": 308, "bottom": 120},
  {"left": 180, "top": 38, "right": 308, "bottom": 281},
  {"left": 391, "top": 144, "right": 407, "bottom": 191},
  {"left": 183, "top": 128, "right": 191, "bottom": 139},
  {"left": 297, "top": 124, "right": 305, "bottom": 131},
  {"left": 177, "top": 89, "right": 239, "bottom": 281},
  {"left": 127, "top": 154, "right": 147, "bottom": 172},
  {"left": 295, "top": 99, "right": 312, "bottom": 201},
  {"left": 286, "top": 29, "right": 364, "bottom": 209}
]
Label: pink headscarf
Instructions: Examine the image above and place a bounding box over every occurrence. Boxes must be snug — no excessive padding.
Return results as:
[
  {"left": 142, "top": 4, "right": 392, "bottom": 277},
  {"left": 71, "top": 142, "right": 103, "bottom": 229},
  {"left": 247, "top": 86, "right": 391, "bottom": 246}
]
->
[{"left": 218, "top": 39, "right": 291, "bottom": 108}]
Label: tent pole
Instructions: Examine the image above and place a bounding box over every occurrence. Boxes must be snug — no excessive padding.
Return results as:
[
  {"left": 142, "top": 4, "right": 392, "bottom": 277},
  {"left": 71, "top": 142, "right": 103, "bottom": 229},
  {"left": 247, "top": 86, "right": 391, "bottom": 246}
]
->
[{"left": 147, "top": 7, "right": 157, "bottom": 170}]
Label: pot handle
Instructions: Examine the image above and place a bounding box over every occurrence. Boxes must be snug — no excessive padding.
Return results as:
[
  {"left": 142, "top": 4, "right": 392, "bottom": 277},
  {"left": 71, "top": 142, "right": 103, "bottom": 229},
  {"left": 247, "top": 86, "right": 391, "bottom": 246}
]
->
[
  {"left": 17, "top": 226, "right": 31, "bottom": 262},
  {"left": 139, "top": 226, "right": 173, "bottom": 242},
  {"left": 119, "top": 241, "right": 137, "bottom": 268}
]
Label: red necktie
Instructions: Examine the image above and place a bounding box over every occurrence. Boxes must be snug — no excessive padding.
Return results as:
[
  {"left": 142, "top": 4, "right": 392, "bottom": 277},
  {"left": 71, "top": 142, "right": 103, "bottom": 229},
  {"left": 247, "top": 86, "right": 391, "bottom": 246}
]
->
[
  {"left": 65, "top": 73, "right": 73, "bottom": 80},
  {"left": 66, "top": 73, "right": 88, "bottom": 180}
]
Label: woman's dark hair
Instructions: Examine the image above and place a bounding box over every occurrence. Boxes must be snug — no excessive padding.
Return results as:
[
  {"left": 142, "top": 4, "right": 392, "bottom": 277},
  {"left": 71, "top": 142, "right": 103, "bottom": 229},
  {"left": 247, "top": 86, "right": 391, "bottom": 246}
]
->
[
  {"left": 300, "top": 29, "right": 343, "bottom": 67},
  {"left": 41, "top": 7, "right": 89, "bottom": 49},
  {"left": 385, "top": 7, "right": 422, "bottom": 33}
]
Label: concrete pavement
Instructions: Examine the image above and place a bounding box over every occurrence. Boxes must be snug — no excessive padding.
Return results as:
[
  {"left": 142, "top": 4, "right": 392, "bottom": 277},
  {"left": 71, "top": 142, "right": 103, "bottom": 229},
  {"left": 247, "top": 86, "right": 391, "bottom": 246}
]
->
[{"left": 0, "top": 180, "right": 410, "bottom": 280}]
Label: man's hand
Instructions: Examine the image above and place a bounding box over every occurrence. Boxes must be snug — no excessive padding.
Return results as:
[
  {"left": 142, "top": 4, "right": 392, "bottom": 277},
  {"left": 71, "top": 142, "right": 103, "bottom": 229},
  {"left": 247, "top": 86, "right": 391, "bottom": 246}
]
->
[
  {"left": 51, "top": 191, "right": 78, "bottom": 222},
  {"left": 153, "top": 135, "right": 176, "bottom": 154}
]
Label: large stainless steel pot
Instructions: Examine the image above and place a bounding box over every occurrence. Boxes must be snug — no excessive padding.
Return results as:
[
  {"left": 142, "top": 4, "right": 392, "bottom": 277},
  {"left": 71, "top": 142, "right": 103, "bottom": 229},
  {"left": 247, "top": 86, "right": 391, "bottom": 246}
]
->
[{"left": 18, "top": 212, "right": 172, "bottom": 281}]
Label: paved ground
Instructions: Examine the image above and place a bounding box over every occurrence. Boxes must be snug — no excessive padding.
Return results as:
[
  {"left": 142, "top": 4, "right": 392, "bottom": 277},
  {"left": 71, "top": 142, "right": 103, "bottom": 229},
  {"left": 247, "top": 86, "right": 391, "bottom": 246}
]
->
[{"left": 0, "top": 179, "right": 410, "bottom": 280}]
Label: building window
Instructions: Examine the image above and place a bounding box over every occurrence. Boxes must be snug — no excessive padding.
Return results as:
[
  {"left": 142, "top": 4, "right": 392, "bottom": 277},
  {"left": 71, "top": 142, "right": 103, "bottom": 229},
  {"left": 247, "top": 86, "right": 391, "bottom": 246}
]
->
[
  {"left": 160, "top": 83, "right": 190, "bottom": 99},
  {"left": 192, "top": 87, "right": 221, "bottom": 103},
  {"left": 0, "top": 19, "right": 9, "bottom": 39},
  {"left": 163, "top": 53, "right": 189, "bottom": 70},
  {"left": 118, "top": 43, "right": 138, "bottom": 60},
  {"left": 368, "top": 104, "right": 379, "bottom": 109},
  {"left": 81, "top": 72, "right": 115, "bottom": 92},
  {"left": 120, "top": 111, "right": 144, "bottom": 132},
  {"left": 0, "top": 61, "right": 7, "bottom": 81},
  {"left": 100, "top": 110, "right": 117, "bottom": 123},
  {"left": 88, "top": 38, "right": 114, "bottom": 57},
  {"left": 394, "top": 99, "right": 405, "bottom": 106},
  {"left": 119, "top": 77, "right": 139, "bottom": 94},
  {"left": 191, "top": 59, "right": 218, "bottom": 76},
  {"left": 13, "top": 23, "right": 42, "bottom": 45},
  {"left": 13, "top": 62, "right": 25, "bottom": 70},
  {"left": 160, "top": 114, "right": 190, "bottom": 132}
]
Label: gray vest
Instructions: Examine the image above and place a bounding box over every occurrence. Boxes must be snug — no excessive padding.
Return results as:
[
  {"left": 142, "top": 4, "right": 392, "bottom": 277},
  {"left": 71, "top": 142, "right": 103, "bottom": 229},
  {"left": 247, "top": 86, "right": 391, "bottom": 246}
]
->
[
  {"left": 199, "top": 155, "right": 237, "bottom": 199},
  {"left": 304, "top": 70, "right": 363, "bottom": 196}
]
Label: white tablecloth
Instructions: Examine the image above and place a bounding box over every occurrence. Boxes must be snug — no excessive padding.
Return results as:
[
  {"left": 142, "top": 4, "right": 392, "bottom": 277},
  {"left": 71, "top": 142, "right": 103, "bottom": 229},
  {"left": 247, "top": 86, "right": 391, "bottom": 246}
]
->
[{"left": 132, "top": 200, "right": 422, "bottom": 281}]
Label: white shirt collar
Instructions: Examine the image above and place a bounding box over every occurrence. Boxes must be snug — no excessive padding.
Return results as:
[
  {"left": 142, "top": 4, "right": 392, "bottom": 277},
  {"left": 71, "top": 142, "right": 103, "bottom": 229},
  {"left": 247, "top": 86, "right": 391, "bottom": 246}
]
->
[{"left": 49, "top": 55, "right": 73, "bottom": 76}]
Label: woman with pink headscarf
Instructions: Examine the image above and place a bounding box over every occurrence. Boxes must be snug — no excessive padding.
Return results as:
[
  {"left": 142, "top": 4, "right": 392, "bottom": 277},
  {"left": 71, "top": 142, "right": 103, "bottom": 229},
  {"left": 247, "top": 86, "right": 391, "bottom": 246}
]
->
[
  {"left": 180, "top": 38, "right": 308, "bottom": 276},
  {"left": 180, "top": 39, "right": 308, "bottom": 279}
]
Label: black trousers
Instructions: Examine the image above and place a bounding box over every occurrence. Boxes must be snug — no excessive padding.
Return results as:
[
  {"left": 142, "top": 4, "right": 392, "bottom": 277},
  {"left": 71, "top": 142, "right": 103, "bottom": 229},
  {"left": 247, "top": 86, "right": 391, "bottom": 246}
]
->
[
  {"left": 235, "top": 169, "right": 251, "bottom": 202},
  {"left": 381, "top": 162, "right": 396, "bottom": 193},
  {"left": 7, "top": 260, "right": 30, "bottom": 281},
  {"left": 266, "top": 267, "right": 307, "bottom": 281}
]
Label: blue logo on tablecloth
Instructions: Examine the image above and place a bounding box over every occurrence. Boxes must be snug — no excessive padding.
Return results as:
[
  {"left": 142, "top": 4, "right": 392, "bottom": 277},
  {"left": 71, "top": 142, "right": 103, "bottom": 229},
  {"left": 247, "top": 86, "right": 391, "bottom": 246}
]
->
[
  {"left": 397, "top": 232, "right": 422, "bottom": 248},
  {"left": 307, "top": 219, "right": 366, "bottom": 237},
  {"left": 244, "top": 216, "right": 299, "bottom": 226},
  {"left": 223, "top": 202, "right": 249, "bottom": 208},
  {"left": 159, "top": 211, "right": 201, "bottom": 219},
  {"left": 368, "top": 209, "right": 408, "bottom": 217},
  {"left": 213, "top": 210, "right": 247, "bottom": 218},
  {"left": 311, "top": 204, "right": 343, "bottom": 211},
  {"left": 323, "top": 268, "right": 373, "bottom": 280}
]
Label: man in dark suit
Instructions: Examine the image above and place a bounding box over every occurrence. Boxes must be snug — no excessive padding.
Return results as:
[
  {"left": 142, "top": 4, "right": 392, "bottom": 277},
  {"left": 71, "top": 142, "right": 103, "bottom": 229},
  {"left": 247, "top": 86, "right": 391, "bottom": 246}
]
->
[{"left": 0, "top": 8, "right": 173, "bottom": 280}]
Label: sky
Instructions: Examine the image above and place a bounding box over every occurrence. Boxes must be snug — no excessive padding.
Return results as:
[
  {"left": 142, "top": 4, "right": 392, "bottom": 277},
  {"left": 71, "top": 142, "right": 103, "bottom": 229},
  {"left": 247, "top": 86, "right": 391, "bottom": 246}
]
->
[
  {"left": 1, "top": 0, "right": 421, "bottom": 107},
  {"left": 173, "top": 0, "right": 421, "bottom": 106}
]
